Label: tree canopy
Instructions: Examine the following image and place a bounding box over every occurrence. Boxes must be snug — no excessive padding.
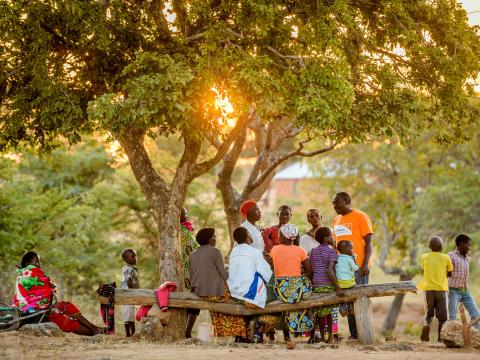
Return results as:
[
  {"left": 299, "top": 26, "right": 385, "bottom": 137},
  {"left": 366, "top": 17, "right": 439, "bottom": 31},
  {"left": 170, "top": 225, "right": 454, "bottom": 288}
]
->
[
  {"left": 2, "top": 0, "right": 479, "bottom": 150},
  {"left": 1, "top": 0, "right": 480, "bottom": 292}
]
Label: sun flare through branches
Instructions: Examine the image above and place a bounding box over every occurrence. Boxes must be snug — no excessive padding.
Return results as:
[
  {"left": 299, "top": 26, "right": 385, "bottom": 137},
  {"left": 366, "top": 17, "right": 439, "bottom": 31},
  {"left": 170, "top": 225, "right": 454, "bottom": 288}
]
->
[{"left": 211, "top": 85, "right": 236, "bottom": 128}]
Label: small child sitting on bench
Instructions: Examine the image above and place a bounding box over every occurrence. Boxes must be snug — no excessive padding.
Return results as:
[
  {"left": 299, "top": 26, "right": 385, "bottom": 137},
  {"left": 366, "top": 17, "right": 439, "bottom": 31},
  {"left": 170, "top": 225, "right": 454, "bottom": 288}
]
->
[{"left": 335, "top": 240, "right": 358, "bottom": 317}]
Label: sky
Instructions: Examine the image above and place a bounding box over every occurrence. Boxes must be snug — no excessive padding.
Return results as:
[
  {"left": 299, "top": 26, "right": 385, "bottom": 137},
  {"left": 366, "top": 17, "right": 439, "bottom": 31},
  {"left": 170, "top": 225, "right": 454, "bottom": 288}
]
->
[
  {"left": 461, "top": 0, "right": 480, "bottom": 25},
  {"left": 461, "top": 1, "right": 480, "bottom": 91}
]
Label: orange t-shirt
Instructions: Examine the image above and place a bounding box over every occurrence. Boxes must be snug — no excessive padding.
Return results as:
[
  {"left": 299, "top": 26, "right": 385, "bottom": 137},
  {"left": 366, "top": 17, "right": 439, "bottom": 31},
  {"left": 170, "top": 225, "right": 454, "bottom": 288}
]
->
[
  {"left": 333, "top": 209, "right": 373, "bottom": 268},
  {"left": 270, "top": 244, "right": 308, "bottom": 277}
]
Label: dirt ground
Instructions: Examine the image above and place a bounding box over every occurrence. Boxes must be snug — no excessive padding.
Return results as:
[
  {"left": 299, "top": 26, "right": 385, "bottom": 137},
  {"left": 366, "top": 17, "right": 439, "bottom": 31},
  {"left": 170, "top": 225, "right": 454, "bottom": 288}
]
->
[
  {"left": 1, "top": 331, "right": 480, "bottom": 360},
  {"left": 2, "top": 293, "right": 479, "bottom": 360}
]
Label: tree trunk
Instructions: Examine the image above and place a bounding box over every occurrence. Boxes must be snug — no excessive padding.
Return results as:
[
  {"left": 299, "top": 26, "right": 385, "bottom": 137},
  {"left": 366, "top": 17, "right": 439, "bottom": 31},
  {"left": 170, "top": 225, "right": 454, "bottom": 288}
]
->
[
  {"left": 382, "top": 274, "right": 414, "bottom": 335},
  {"left": 117, "top": 129, "right": 190, "bottom": 339}
]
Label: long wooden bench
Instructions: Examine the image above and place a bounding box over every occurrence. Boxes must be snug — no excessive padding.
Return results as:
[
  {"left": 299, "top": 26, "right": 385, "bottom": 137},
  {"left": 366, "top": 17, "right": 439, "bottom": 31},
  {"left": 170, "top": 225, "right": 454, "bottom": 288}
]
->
[{"left": 99, "top": 281, "right": 416, "bottom": 345}]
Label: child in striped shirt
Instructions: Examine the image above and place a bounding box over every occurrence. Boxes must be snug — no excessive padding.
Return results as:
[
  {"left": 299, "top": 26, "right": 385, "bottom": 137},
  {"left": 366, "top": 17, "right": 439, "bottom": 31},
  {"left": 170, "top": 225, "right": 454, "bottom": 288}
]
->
[
  {"left": 309, "top": 227, "right": 344, "bottom": 343},
  {"left": 448, "top": 234, "right": 480, "bottom": 329}
]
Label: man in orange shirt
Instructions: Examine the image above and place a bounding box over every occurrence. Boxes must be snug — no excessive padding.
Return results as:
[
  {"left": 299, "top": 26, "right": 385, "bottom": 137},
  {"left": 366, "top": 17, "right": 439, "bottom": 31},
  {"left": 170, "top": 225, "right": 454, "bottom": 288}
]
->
[{"left": 332, "top": 192, "right": 373, "bottom": 339}]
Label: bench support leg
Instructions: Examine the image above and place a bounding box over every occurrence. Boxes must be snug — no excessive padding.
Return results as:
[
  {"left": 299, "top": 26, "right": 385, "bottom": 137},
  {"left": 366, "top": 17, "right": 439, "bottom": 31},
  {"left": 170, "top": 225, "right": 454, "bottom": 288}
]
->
[
  {"left": 162, "top": 308, "right": 187, "bottom": 341},
  {"left": 354, "top": 296, "right": 376, "bottom": 345}
]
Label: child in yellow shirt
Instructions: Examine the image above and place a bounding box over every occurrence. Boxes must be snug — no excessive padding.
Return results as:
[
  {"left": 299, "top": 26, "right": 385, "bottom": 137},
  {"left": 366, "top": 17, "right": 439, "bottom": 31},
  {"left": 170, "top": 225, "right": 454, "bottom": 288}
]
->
[{"left": 417, "top": 236, "right": 453, "bottom": 342}]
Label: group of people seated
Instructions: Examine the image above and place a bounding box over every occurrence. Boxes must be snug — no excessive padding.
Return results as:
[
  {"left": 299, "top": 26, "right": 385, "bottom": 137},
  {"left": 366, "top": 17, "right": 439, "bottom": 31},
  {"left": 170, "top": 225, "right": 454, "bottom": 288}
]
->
[
  {"left": 10, "top": 191, "right": 476, "bottom": 343},
  {"left": 184, "top": 193, "right": 373, "bottom": 343}
]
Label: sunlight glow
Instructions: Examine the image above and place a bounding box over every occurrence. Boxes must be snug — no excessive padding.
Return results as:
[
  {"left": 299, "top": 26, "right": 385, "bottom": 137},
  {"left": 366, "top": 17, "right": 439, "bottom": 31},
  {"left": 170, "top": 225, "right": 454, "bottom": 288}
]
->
[{"left": 211, "top": 86, "right": 236, "bottom": 127}]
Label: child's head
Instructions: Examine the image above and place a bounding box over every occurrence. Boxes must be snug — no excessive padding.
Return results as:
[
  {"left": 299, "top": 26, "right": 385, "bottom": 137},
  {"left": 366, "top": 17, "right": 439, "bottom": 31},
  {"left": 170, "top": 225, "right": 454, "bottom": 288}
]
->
[
  {"left": 455, "top": 234, "right": 472, "bottom": 255},
  {"left": 279, "top": 224, "right": 299, "bottom": 245},
  {"left": 196, "top": 227, "right": 216, "bottom": 246},
  {"left": 277, "top": 205, "right": 292, "bottom": 226},
  {"left": 20, "top": 251, "right": 41, "bottom": 268},
  {"left": 337, "top": 240, "right": 354, "bottom": 256},
  {"left": 122, "top": 248, "right": 137, "bottom": 265},
  {"left": 314, "top": 227, "right": 333, "bottom": 245},
  {"left": 428, "top": 236, "right": 443, "bottom": 252},
  {"left": 233, "top": 226, "right": 252, "bottom": 245}
]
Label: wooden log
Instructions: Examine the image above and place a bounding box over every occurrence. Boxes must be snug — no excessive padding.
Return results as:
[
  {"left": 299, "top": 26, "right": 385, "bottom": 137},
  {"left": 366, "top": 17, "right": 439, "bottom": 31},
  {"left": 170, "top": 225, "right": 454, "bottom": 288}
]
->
[
  {"left": 98, "top": 281, "right": 416, "bottom": 316},
  {"left": 354, "top": 296, "right": 376, "bottom": 345}
]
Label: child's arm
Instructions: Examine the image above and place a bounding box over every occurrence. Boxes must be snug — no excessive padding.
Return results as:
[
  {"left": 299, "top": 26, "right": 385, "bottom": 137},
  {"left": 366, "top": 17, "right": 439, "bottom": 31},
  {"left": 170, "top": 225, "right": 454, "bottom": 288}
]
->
[
  {"left": 328, "top": 260, "right": 344, "bottom": 296},
  {"left": 446, "top": 256, "right": 453, "bottom": 278},
  {"left": 302, "top": 259, "right": 313, "bottom": 279},
  {"left": 124, "top": 267, "right": 134, "bottom": 288},
  {"left": 351, "top": 257, "right": 359, "bottom": 272}
]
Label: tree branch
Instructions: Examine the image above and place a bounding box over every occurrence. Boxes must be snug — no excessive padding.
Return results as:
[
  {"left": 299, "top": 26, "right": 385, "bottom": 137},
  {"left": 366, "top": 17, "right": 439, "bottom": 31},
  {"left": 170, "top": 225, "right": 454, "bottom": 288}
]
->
[
  {"left": 244, "top": 140, "right": 338, "bottom": 194},
  {"left": 116, "top": 128, "right": 169, "bottom": 214},
  {"left": 149, "top": 0, "right": 172, "bottom": 39},
  {"left": 192, "top": 107, "right": 255, "bottom": 179}
]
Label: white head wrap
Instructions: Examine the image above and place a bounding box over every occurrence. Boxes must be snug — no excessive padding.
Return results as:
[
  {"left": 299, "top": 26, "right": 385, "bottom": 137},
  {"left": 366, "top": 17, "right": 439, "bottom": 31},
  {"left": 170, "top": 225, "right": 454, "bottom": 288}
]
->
[{"left": 279, "top": 224, "right": 299, "bottom": 241}]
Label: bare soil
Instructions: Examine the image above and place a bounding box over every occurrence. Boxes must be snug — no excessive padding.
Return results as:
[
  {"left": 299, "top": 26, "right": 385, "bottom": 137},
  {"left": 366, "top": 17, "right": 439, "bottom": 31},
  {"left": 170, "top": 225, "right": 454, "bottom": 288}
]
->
[{"left": 1, "top": 332, "right": 480, "bottom": 360}]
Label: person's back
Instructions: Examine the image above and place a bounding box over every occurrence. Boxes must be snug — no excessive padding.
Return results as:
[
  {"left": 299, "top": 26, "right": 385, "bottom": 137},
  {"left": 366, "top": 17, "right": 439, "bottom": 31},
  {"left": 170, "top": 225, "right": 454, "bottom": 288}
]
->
[
  {"left": 418, "top": 236, "right": 453, "bottom": 342},
  {"left": 310, "top": 244, "right": 337, "bottom": 287},
  {"left": 270, "top": 244, "right": 307, "bottom": 277},
  {"left": 418, "top": 252, "right": 452, "bottom": 292},
  {"left": 189, "top": 245, "right": 227, "bottom": 297}
]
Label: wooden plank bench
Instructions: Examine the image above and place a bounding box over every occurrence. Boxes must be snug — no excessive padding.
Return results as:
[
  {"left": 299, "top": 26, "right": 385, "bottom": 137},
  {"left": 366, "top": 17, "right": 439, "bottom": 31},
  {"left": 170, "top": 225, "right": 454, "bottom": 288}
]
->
[{"left": 99, "top": 281, "right": 416, "bottom": 345}]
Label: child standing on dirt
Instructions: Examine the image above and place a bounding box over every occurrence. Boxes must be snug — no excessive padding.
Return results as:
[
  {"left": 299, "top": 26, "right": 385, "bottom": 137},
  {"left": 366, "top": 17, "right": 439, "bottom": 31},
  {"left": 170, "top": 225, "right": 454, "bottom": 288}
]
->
[
  {"left": 309, "top": 227, "right": 344, "bottom": 343},
  {"left": 418, "top": 236, "right": 453, "bottom": 342},
  {"left": 121, "top": 248, "right": 140, "bottom": 337},
  {"left": 448, "top": 234, "right": 480, "bottom": 329}
]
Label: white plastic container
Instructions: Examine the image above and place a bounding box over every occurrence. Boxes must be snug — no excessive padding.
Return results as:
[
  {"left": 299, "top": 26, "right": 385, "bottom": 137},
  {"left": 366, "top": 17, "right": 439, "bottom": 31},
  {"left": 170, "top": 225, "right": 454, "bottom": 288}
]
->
[{"left": 197, "top": 322, "right": 214, "bottom": 342}]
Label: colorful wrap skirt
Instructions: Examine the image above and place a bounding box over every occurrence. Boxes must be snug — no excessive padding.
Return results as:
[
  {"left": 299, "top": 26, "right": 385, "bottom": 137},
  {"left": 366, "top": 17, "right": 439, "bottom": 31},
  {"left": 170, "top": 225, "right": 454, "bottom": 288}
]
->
[
  {"left": 205, "top": 292, "right": 248, "bottom": 338},
  {"left": 313, "top": 285, "right": 335, "bottom": 316},
  {"left": 312, "top": 286, "right": 339, "bottom": 334},
  {"left": 274, "top": 276, "right": 313, "bottom": 333}
]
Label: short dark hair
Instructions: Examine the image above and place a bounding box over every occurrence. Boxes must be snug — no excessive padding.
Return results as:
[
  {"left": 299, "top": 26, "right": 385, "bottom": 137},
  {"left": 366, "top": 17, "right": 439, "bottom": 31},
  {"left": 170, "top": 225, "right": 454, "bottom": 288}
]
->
[
  {"left": 196, "top": 227, "right": 215, "bottom": 246},
  {"left": 233, "top": 227, "right": 249, "bottom": 244},
  {"left": 121, "top": 248, "right": 136, "bottom": 261},
  {"left": 314, "top": 227, "right": 331, "bottom": 244},
  {"left": 337, "top": 240, "right": 352, "bottom": 253},
  {"left": 20, "top": 251, "right": 38, "bottom": 268},
  {"left": 455, "top": 234, "right": 472, "bottom": 247},
  {"left": 335, "top": 192, "right": 351, "bottom": 204},
  {"left": 277, "top": 205, "right": 291, "bottom": 214}
]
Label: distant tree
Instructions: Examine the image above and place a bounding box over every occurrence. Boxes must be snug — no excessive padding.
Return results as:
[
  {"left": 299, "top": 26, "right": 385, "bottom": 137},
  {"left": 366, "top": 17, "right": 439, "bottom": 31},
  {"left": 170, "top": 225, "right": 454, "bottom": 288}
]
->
[
  {"left": 314, "top": 127, "right": 480, "bottom": 334},
  {"left": 0, "top": 142, "right": 121, "bottom": 300},
  {"left": 2, "top": 2, "right": 479, "bottom": 334}
]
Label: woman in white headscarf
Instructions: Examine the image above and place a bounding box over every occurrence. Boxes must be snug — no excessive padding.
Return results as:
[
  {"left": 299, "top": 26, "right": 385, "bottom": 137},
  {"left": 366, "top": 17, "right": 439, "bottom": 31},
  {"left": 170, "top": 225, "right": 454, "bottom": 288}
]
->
[{"left": 269, "top": 224, "right": 314, "bottom": 338}]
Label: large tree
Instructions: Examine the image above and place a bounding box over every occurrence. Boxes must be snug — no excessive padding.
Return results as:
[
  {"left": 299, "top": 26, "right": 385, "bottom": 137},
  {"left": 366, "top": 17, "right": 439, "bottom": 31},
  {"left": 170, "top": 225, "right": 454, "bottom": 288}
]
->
[{"left": 1, "top": 0, "right": 479, "bottom": 335}]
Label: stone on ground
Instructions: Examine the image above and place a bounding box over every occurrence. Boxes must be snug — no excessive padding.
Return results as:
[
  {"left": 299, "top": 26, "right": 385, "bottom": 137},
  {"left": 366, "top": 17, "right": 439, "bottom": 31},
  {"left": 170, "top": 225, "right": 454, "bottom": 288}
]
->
[
  {"left": 19, "top": 322, "right": 64, "bottom": 337},
  {"left": 136, "top": 316, "right": 163, "bottom": 342}
]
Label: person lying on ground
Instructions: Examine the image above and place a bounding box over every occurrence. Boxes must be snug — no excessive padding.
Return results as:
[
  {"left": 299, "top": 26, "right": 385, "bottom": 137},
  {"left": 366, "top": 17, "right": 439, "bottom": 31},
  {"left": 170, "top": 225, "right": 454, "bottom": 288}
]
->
[{"left": 12, "top": 251, "right": 104, "bottom": 336}]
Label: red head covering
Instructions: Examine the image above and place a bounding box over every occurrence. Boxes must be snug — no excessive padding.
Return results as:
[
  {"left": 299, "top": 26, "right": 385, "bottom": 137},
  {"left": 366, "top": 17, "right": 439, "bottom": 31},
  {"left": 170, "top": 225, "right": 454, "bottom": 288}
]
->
[{"left": 239, "top": 200, "right": 257, "bottom": 218}]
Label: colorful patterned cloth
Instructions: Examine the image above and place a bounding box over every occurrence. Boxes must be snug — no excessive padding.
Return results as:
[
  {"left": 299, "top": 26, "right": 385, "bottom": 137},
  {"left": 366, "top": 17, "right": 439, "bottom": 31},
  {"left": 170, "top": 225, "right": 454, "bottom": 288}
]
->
[
  {"left": 205, "top": 290, "right": 248, "bottom": 337},
  {"left": 12, "top": 265, "right": 82, "bottom": 333},
  {"left": 313, "top": 285, "right": 335, "bottom": 316},
  {"left": 180, "top": 224, "right": 199, "bottom": 289},
  {"left": 274, "top": 276, "right": 313, "bottom": 332},
  {"left": 12, "top": 265, "right": 55, "bottom": 313},
  {"left": 97, "top": 282, "right": 116, "bottom": 334}
]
